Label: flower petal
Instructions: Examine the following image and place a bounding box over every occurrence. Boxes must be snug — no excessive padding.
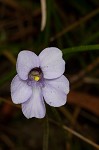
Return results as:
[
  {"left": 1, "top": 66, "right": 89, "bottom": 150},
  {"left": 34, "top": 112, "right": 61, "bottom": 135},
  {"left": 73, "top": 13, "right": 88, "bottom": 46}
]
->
[
  {"left": 39, "top": 47, "right": 65, "bottom": 79},
  {"left": 11, "top": 75, "right": 32, "bottom": 104},
  {"left": 16, "top": 50, "right": 39, "bottom": 80},
  {"left": 44, "top": 75, "right": 69, "bottom": 94},
  {"left": 42, "top": 76, "right": 68, "bottom": 107},
  {"left": 22, "top": 85, "right": 46, "bottom": 119}
]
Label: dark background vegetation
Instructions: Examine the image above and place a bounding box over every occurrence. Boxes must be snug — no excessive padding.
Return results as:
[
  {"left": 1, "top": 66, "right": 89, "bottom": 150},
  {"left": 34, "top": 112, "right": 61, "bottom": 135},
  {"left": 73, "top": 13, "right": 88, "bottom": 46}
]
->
[{"left": 0, "top": 0, "right": 99, "bottom": 150}]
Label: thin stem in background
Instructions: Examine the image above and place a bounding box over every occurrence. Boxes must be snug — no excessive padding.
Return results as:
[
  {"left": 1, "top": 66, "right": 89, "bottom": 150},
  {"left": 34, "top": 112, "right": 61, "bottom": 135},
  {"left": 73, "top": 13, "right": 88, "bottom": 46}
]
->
[
  {"left": 43, "top": 117, "right": 49, "bottom": 150},
  {"left": 50, "top": 119, "right": 99, "bottom": 150},
  {"left": 0, "top": 97, "right": 99, "bottom": 149}
]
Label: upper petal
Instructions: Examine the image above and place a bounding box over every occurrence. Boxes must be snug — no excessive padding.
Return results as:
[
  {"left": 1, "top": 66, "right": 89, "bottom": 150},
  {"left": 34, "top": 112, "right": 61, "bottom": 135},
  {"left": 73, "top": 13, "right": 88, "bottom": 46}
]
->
[
  {"left": 42, "top": 76, "right": 69, "bottom": 107},
  {"left": 16, "top": 50, "right": 39, "bottom": 80},
  {"left": 22, "top": 85, "right": 46, "bottom": 119},
  {"left": 11, "top": 75, "right": 32, "bottom": 104},
  {"left": 39, "top": 47, "right": 65, "bottom": 79}
]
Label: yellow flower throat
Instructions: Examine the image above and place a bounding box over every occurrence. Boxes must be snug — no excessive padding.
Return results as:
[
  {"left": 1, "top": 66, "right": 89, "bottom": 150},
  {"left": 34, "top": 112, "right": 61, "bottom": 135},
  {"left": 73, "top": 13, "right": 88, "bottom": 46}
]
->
[{"left": 34, "top": 76, "right": 40, "bottom": 81}]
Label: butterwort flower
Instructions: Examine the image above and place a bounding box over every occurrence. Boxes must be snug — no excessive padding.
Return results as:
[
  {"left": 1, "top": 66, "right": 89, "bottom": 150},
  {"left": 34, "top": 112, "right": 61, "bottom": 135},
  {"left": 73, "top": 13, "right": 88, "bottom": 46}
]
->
[{"left": 11, "top": 47, "right": 69, "bottom": 119}]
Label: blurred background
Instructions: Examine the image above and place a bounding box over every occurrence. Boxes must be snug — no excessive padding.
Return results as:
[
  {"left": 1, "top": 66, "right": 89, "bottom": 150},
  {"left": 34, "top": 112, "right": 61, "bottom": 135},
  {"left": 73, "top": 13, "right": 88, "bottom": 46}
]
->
[{"left": 0, "top": 0, "right": 99, "bottom": 150}]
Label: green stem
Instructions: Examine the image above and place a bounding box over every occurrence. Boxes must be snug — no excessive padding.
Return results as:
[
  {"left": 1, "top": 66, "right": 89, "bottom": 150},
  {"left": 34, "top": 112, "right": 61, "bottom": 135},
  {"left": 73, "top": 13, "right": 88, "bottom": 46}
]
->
[{"left": 43, "top": 117, "right": 49, "bottom": 150}]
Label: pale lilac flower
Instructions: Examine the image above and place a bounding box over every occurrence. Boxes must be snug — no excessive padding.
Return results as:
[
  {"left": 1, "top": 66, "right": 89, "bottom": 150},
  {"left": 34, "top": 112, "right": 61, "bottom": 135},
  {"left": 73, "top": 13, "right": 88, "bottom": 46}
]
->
[{"left": 11, "top": 47, "right": 69, "bottom": 119}]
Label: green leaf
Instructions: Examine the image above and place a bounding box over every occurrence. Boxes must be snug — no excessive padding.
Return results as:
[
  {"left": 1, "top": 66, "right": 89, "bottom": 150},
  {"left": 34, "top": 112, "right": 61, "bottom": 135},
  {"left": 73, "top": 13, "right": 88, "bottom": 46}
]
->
[{"left": 62, "top": 44, "right": 99, "bottom": 54}]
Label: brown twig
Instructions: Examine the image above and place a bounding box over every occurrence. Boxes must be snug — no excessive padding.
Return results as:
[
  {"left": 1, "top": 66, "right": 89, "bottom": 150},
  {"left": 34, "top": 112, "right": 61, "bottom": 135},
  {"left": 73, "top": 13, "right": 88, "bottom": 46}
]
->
[
  {"left": 70, "top": 57, "right": 99, "bottom": 84},
  {"left": 50, "top": 119, "right": 99, "bottom": 149},
  {"left": 83, "top": 77, "right": 99, "bottom": 84},
  {"left": 3, "top": 50, "right": 16, "bottom": 65},
  {"left": 0, "top": 97, "right": 20, "bottom": 109},
  {"left": 0, "top": 0, "right": 22, "bottom": 10},
  {"left": 0, "top": 134, "right": 15, "bottom": 149},
  {"left": 50, "top": 8, "right": 99, "bottom": 42}
]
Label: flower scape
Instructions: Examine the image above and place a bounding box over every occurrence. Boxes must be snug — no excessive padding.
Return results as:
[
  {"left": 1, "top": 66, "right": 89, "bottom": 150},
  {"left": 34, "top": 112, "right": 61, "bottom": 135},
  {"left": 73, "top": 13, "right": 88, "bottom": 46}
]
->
[{"left": 11, "top": 47, "right": 69, "bottom": 119}]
